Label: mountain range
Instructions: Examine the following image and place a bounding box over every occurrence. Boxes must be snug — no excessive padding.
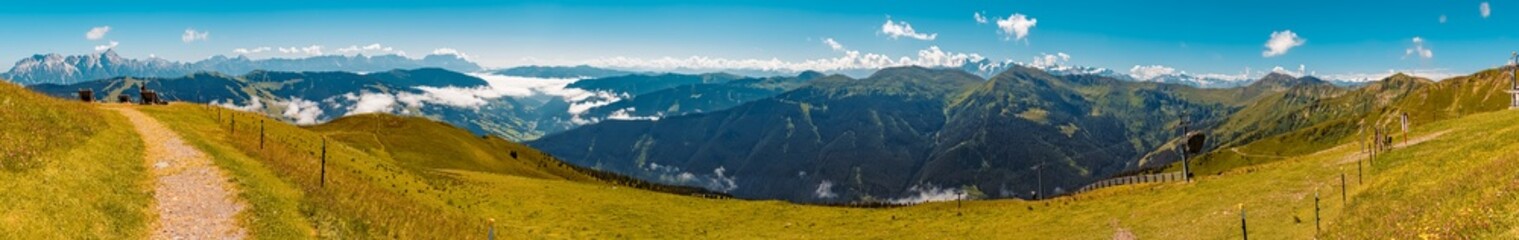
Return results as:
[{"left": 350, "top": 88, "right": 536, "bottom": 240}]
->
[
  {"left": 2, "top": 49, "right": 481, "bottom": 85},
  {"left": 525, "top": 67, "right": 1341, "bottom": 203},
  {"left": 492, "top": 65, "right": 637, "bottom": 79},
  {"left": 26, "top": 60, "right": 1368, "bottom": 203},
  {"left": 29, "top": 67, "right": 823, "bottom": 142},
  {"left": 15, "top": 49, "right": 1463, "bottom": 204}
]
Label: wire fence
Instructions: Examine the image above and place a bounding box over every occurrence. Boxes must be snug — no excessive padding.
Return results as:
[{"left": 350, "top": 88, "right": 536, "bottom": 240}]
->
[{"left": 1074, "top": 172, "right": 1187, "bottom": 193}]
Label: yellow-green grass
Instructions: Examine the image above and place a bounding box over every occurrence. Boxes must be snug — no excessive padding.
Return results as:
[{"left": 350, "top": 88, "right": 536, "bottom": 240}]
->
[
  {"left": 1191, "top": 70, "right": 1511, "bottom": 177},
  {"left": 0, "top": 82, "right": 153, "bottom": 238},
  {"left": 1328, "top": 109, "right": 1519, "bottom": 238},
  {"left": 140, "top": 99, "right": 1519, "bottom": 238},
  {"left": 0, "top": 82, "right": 106, "bottom": 168},
  {"left": 137, "top": 105, "right": 314, "bottom": 238},
  {"left": 307, "top": 114, "right": 597, "bottom": 183},
  {"left": 444, "top": 108, "right": 1513, "bottom": 239},
  {"left": 142, "top": 104, "right": 480, "bottom": 238}
]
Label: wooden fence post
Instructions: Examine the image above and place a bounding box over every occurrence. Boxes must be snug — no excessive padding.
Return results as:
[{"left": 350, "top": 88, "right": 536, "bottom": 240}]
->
[
  {"left": 1341, "top": 173, "right": 1347, "bottom": 205},
  {"left": 260, "top": 119, "right": 265, "bottom": 149},
  {"left": 1315, "top": 192, "right": 1321, "bottom": 236},
  {"left": 1240, "top": 206, "right": 1248, "bottom": 240},
  {"left": 320, "top": 137, "right": 327, "bottom": 188}
]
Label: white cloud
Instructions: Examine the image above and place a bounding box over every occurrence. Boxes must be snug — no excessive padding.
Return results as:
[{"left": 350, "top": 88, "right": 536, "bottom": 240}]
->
[
  {"left": 606, "top": 107, "right": 661, "bottom": 121},
  {"left": 973, "top": 12, "right": 989, "bottom": 24},
  {"left": 1405, "top": 37, "right": 1433, "bottom": 59},
  {"left": 431, "top": 48, "right": 471, "bottom": 60},
  {"left": 1321, "top": 68, "right": 1459, "bottom": 82},
  {"left": 1481, "top": 2, "right": 1492, "bottom": 18},
  {"left": 461, "top": 73, "right": 626, "bottom": 123},
  {"left": 342, "top": 92, "right": 397, "bottom": 116},
  {"left": 233, "top": 47, "right": 272, "bottom": 54},
  {"left": 1194, "top": 71, "right": 1253, "bottom": 82},
  {"left": 643, "top": 164, "right": 739, "bottom": 193},
  {"left": 814, "top": 180, "right": 838, "bottom": 199},
  {"left": 1269, "top": 65, "right": 1308, "bottom": 77},
  {"left": 278, "top": 45, "right": 324, "bottom": 55},
  {"left": 1262, "top": 30, "right": 1305, "bottom": 57},
  {"left": 890, "top": 184, "right": 966, "bottom": 204},
  {"left": 710, "top": 167, "right": 738, "bottom": 192},
  {"left": 566, "top": 92, "right": 623, "bottom": 124},
  {"left": 1030, "top": 52, "right": 1071, "bottom": 68},
  {"left": 86, "top": 26, "right": 110, "bottom": 40},
  {"left": 1129, "top": 65, "right": 1178, "bottom": 81},
  {"left": 822, "top": 38, "right": 845, "bottom": 51},
  {"left": 213, "top": 96, "right": 265, "bottom": 112},
  {"left": 281, "top": 98, "right": 324, "bottom": 125},
  {"left": 879, "top": 18, "right": 937, "bottom": 41},
  {"left": 995, "top": 13, "right": 1038, "bottom": 41},
  {"left": 582, "top": 45, "right": 988, "bottom": 73},
  {"left": 93, "top": 41, "right": 119, "bottom": 51},
  {"left": 337, "top": 43, "right": 405, "bottom": 56},
  {"left": 181, "top": 28, "right": 209, "bottom": 43},
  {"left": 1440, "top": 14, "right": 1448, "bottom": 23}
]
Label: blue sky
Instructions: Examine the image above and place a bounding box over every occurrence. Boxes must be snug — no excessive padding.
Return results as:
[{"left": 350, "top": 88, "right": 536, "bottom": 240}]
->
[{"left": 2, "top": 0, "right": 1515, "bottom": 80}]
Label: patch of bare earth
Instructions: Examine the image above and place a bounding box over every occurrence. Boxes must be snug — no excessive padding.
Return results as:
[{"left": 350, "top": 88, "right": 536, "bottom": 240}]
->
[{"left": 110, "top": 107, "right": 247, "bottom": 239}]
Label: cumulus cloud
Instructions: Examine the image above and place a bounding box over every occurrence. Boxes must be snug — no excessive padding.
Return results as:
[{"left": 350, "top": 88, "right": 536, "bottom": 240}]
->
[
  {"left": 181, "top": 28, "right": 209, "bottom": 43},
  {"left": 566, "top": 92, "right": 625, "bottom": 125},
  {"left": 402, "top": 86, "right": 494, "bottom": 108},
  {"left": 278, "top": 45, "right": 325, "bottom": 56},
  {"left": 582, "top": 45, "right": 990, "bottom": 73},
  {"left": 1262, "top": 30, "right": 1305, "bottom": 57},
  {"left": 337, "top": 43, "right": 405, "bottom": 56},
  {"left": 1029, "top": 52, "right": 1071, "bottom": 68},
  {"left": 1269, "top": 65, "right": 1308, "bottom": 77},
  {"left": 814, "top": 180, "right": 838, "bottom": 199},
  {"left": 606, "top": 107, "right": 661, "bottom": 121},
  {"left": 86, "top": 26, "right": 110, "bottom": 40},
  {"left": 342, "top": 92, "right": 397, "bottom": 116},
  {"left": 1129, "top": 65, "right": 1178, "bottom": 81},
  {"left": 823, "top": 38, "right": 846, "bottom": 52},
  {"left": 1405, "top": 37, "right": 1433, "bottom": 59},
  {"left": 431, "top": 48, "right": 471, "bottom": 59},
  {"left": 890, "top": 184, "right": 966, "bottom": 204},
  {"left": 233, "top": 47, "right": 272, "bottom": 54},
  {"left": 973, "top": 12, "right": 989, "bottom": 24},
  {"left": 398, "top": 73, "right": 627, "bottom": 124},
  {"left": 94, "top": 41, "right": 119, "bottom": 51},
  {"left": 1481, "top": 2, "right": 1492, "bottom": 18},
  {"left": 996, "top": 13, "right": 1037, "bottom": 41},
  {"left": 213, "top": 96, "right": 265, "bottom": 112},
  {"left": 644, "top": 163, "right": 739, "bottom": 192},
  {"left": 282, "top": 98, "right": 323, "bottom": 125},
  {"left": 879, "top": 18, "right": 937, "bottom": 41}
]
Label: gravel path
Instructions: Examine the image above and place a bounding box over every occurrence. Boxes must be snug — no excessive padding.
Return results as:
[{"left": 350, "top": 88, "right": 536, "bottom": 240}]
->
[{"left": 110, "top": 107, "right": 248, "bottom": 239}]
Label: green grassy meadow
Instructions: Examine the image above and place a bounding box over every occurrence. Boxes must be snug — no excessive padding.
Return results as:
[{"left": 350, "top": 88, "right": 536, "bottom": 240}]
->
[
  {"left": 5, "top": 78, "right": 1518, "bottom": 238},
  {"left": 0, "top": 82, "right": 153, "bottom": 239}
]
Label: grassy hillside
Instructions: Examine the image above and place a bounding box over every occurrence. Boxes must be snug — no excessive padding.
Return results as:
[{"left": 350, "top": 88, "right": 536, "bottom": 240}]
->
[
  {"left": 1188, "top": 70, "right": 1513, "bottom": 176},
  {"left": 138, "top": 103, "right": 725, "bottom": 238},
  {"left": 0, "top": 82, "right": 152, "bottom": 238},
  {"left": 308, "top": 114, "right": 597, "bottom": 182},
  {"left": 204, "top": 101, "right": 1519, "bottom": 238},
  {"left": 6, "top": 77, "right": 1518, "bottom": 238}
]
